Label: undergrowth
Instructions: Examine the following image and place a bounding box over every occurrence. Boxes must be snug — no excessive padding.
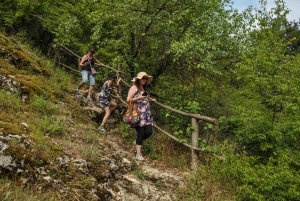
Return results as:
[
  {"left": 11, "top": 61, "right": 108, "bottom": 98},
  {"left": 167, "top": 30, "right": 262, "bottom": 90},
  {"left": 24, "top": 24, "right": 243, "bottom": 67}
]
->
[{"left": 0, "top": 179, "right": 62, "bottom": 201}]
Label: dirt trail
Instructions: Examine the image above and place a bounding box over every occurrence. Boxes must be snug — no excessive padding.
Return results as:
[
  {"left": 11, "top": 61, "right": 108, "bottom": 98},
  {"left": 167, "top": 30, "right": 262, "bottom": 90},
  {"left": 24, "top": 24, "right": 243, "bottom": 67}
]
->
[{"left": 52, "top": 90, "right": 189, "bottom": 200}]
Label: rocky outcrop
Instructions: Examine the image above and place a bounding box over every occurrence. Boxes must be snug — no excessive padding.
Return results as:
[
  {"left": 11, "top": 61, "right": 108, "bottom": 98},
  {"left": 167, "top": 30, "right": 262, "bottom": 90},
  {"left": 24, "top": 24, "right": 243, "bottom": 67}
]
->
[
  {"left": 0, "top": 74, "right": 20, "bottom": 93},
  {"left": 0, "top": 117, "right": 186, "bottom": 201},
  {"left": 0, "top": 35, "right": 187, "bottom": 200},
  {"left": 97, "top": 135, "right": 187, "bottom": 201}
]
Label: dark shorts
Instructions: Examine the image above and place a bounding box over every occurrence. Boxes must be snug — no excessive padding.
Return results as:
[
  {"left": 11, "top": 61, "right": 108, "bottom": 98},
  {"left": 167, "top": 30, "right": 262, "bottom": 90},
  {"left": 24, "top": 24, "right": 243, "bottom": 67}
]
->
[{"left": 99, "top": 97, "right": 110, "bottom": 108}]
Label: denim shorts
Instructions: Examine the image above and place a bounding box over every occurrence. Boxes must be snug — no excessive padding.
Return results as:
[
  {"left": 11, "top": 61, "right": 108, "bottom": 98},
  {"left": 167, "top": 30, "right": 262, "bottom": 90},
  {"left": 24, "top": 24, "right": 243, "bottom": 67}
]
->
[{"left": 81, "top": 70, "right": 95, "bottom": 85}]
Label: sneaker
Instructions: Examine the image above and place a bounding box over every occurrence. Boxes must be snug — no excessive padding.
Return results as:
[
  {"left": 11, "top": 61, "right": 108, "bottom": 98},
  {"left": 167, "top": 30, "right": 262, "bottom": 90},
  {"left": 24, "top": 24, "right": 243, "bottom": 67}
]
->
[
  {"left": 87, "top": 96, "right": 92, "bottom": 101},
  {"left": 98, "top": 126, "right": 107, "bottom": 132},
  {"left": 136, "top": 153, "right": 145, "bottom": 161}
]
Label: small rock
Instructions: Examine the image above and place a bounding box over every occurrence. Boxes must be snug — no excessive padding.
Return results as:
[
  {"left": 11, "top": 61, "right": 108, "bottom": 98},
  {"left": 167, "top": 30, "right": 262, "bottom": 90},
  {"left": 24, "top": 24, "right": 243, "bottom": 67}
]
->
[
  {"left": 17, "top": 168, "right": 23, "bottom": 173},
  {"left": 43, "top": 176, "right": 52, "bottom": 182},
  {"left": 21, "top": 122, "right": 29, "bottom": 129},
  {"left": 0, "top": 155, "right": 15, "bottom": 170},
  {"left": 20, "top": 177, "right": 28, "bottom": 184},
  {"left": 22, "top": 94, "right": 29, "bottom": 103},
  {"left": 109, "top": 163, "right": 118, "bottom": 171},
  {"left": 35, "top": 167, "right": 47, "bottom": 175}
]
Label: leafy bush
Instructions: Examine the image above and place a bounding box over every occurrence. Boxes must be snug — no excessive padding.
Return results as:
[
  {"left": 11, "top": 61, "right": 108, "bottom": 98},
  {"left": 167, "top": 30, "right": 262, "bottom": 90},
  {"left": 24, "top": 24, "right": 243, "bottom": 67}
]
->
[{"left": 184, "top": 142, "right": 300, "bottom": 201}]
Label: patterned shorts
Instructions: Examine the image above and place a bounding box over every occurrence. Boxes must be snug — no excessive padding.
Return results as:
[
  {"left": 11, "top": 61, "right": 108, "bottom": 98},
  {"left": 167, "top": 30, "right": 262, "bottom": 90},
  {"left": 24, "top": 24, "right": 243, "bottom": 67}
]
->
[{"left": 99, "top": 98, "right": 110, "bottom": 108}]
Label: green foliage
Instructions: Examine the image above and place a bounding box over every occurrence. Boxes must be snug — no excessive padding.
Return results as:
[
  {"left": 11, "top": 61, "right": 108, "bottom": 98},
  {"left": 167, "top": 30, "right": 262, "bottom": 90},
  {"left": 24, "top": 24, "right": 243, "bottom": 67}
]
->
[
  {"left": 53, "top": 144, "right": 64, "bottom": 151},
  {"left": 1, "top": 0, "right": 300, "bottom": 200},
  {"left": 119, "top": 123, "right": 136, "bottom": 139},
  {"left": 185, "top": 142, "right": 300, "bottom": 201},
  {"left": 141, "top": 136, "right": 161, "bottom": 160},
  {"left": 37, "top": 115, "right": 65, "bottom": 136},
  {"left": 282, "top": 21, "right": 300, "bottom": 55},
  {"left": 28, "top": 95, "right": 59, "bottom": 115},
  {"left": 199, "top": 138, "right": 219, "bottom": 153}
]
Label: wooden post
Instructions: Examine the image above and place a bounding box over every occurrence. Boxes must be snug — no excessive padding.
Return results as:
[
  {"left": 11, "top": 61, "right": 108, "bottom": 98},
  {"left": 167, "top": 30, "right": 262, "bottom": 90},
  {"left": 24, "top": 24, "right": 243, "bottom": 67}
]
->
[
  {"left": 118, "top": 62, "right": 122, "bottom": 94},
  {"left": 78, "top": 57, "right": 81, "bottom": 71},
  {"left": 191, "top": 118, "right": 200, "bottom": 170},
  {"left": 58, "top": 47, "right": 60, "bottom": 68},
  {"left": 53, "top": 48, "right": 58, "bottom": 63}
]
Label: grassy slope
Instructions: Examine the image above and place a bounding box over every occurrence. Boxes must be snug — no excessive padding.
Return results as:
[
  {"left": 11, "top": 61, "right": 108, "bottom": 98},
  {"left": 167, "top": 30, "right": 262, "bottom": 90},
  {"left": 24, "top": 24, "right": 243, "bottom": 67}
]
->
[
  {"left": 0, "top": 33, "right": 191, "bottom": 200},
  {"left": 0, "top": 33, "right": 107, "bottom": 200},
  {"left": 1, "top": 33, "right": 217, "bottom": 201}
]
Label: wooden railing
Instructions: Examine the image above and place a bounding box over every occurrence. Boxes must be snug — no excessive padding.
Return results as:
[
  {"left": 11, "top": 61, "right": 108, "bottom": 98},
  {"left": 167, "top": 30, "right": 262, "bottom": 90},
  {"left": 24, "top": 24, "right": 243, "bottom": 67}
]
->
[{"left": 54, "top": 45, "right": 219, "bottom": 170}]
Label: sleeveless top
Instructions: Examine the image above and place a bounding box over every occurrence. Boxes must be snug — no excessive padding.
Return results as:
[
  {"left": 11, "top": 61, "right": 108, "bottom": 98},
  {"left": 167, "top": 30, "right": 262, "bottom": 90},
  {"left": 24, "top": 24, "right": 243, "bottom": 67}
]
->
[
  {"left": 82, "top": 55, "right": 95, "bottom": 72},
  {"left": 99, "top": 81, "right": 112, "bottom": 101},
  {"left": 134, "top": 90, "right": 153, "bottom": 127}
]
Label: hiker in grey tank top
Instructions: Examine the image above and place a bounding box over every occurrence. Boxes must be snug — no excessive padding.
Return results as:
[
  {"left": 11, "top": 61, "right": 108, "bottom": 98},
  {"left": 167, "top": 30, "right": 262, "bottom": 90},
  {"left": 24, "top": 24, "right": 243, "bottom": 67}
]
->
[{"left": 98, "top": 73, "right": 122, "bottom": 132}]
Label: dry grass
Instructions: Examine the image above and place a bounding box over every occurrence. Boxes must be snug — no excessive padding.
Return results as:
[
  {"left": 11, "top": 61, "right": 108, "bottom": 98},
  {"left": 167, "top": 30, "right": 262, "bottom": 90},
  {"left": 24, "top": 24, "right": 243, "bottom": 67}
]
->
[
  {"left": 0, "top": 180, "right": 63, "bottom": 201},
  {"left": 181, "top": 169, "right": 237, "bottom": 201}
]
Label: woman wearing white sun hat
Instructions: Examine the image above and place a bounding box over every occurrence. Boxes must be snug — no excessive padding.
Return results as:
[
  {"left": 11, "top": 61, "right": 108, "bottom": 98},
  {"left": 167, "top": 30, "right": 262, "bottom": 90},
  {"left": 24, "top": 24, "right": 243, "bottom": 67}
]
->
[{"left": 127, "top": 72, "right": 157, "bottom": 161}]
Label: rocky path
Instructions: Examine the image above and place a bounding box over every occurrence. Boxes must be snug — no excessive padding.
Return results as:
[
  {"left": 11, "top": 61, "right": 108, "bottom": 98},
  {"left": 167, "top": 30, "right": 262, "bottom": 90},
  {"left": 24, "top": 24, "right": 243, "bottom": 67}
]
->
[
  {"left": 100, "top": 131, "right": 188, "bottom": 201},
  {"left": 62, "top": 91, "right": 189, "bottom": 200},
  {"left": 0, "top": 85, "right": 188, "bottom": 200}
]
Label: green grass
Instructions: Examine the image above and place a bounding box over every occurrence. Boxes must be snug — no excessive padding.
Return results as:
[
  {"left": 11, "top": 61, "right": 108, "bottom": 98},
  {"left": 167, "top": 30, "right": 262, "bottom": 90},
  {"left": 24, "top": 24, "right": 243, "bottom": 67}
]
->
[
  {"left": 0, "top": 91, "right": 21, "bottom": 113},
  {"left": 27, "top": 95, "right": 60, "bottom": 115},
  {"left": 132, "top": 167, "right": 149, "bottom": 181},
  {"left": 0, "top": 180, "right": 62, "bottom": 201},
  {"left": 79, "top": 144, "right": 100, "bottom": 164},
  {"left": 37, "top": 115, "right": 66, "bottom": 136}
]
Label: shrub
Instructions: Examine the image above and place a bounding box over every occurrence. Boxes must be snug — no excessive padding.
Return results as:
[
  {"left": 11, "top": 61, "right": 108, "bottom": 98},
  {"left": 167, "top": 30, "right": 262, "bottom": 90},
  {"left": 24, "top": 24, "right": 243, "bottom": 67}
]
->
[{"left": 184, "top": 142, "right": 300, "bottom": 201}]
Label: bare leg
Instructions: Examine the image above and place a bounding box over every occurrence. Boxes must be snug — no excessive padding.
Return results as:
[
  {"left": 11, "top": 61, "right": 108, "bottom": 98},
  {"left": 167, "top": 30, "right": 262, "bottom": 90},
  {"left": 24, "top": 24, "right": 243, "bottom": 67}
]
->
[
  {"left": 136, "top": 145, "right": 142, "bottom": 155},
  {"left": 88, "top": 85, "right": 94, "bottom": 97},
  {"left": 109, "top": 101, "right": 118, "bottom": 112},
  {"left": 101, "top": 107, "right": 111, "bottom": 127},
  {"left": 77, "top": 81, "right": 85, "bottom": 90}
]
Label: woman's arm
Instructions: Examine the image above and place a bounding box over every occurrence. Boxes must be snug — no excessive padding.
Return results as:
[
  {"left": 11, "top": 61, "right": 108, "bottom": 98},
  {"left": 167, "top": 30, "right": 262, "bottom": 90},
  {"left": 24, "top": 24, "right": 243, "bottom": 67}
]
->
[
  {"left": 79, "top": 55, "right": 89, "bottom": 67},
  {"left": 94, "top": 56, "right": 105, "bottom": 66},
  {"left": 111, "top": 94, "right": 121, "bottom": 99},
  {"left": 112, "top": 78, "right": 122, "bottom": 88}
]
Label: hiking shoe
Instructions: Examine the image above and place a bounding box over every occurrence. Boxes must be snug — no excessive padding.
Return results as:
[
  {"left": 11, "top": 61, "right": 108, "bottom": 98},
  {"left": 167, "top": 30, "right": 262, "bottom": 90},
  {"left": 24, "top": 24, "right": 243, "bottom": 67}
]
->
[
  {"left": 136, "top": 153, "right": 145, "bottom": 161},
  {"left": 98, "top": 126, "right": 107, "bottom": 132},
  {"left": 75, "top": 89, "right": 79, "bottom": 94},
  {"left": 87, "top": 96, "right": 92, "bottom": 101}
]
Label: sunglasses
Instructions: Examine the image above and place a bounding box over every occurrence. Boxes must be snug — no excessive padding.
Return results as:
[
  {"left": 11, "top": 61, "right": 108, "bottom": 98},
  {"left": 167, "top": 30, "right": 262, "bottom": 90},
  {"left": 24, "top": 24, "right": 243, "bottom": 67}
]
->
[{"left": 141, "top": 77, "right": 148, "bottom": 80}]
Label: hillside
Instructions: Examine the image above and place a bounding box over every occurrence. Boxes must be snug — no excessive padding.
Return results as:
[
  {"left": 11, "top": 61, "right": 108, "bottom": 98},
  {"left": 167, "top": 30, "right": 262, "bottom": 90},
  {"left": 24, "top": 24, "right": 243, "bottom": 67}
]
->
[
  {"left": 1, "top": 0, "right": 300, "bottom": 200},
  {"left": 0, "top": 34, "right": 188, "bottom": 201}
]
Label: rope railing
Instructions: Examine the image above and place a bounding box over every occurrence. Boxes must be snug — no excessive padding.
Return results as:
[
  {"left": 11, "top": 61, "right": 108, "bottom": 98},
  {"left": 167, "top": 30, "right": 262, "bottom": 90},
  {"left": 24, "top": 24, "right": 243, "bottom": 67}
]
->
[{"left": 54, "top": 45, "right": 219, "bottom": 170}]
